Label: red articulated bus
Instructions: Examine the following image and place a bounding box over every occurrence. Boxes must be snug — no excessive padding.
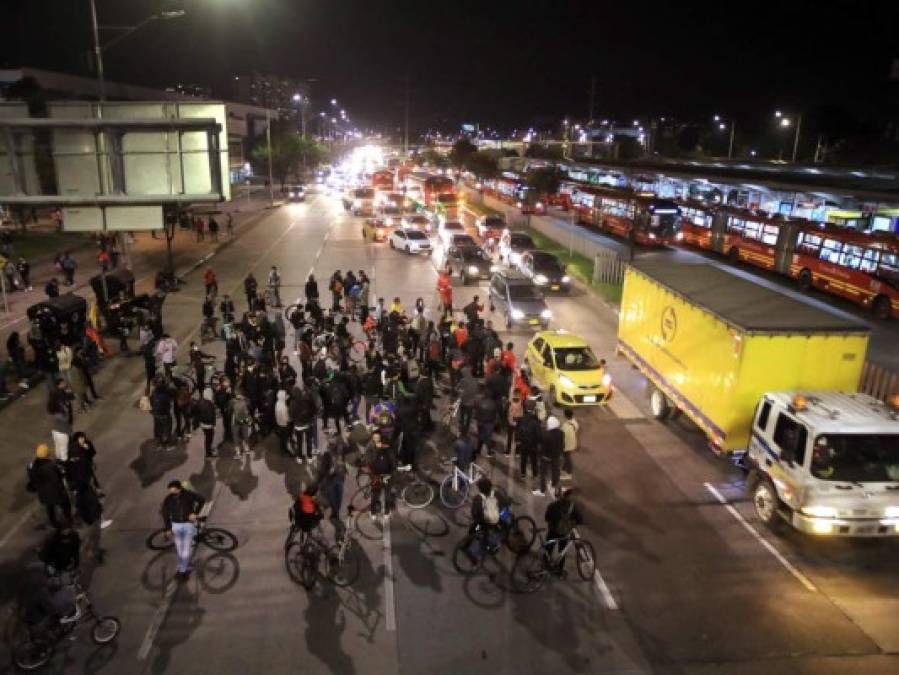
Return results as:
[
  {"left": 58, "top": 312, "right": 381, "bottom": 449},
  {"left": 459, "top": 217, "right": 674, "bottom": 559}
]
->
[
  {"left": 571, "top": 186, "right": 682, "bottom": 246},
  {"left": 371, "top": 169, "right": 394, "bottom": 192}
]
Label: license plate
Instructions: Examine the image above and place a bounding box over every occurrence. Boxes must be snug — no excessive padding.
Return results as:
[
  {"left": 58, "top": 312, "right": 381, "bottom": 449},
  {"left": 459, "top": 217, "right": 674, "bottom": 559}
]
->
[
  {"left": 528, "top": 319, "right": 539, "bottom": 325},
  {"left": 551, "top": 285, "right": 560, "bottom": 290},
  {"left": 582, "top": 395, "right": 597, "bottom": 403}
]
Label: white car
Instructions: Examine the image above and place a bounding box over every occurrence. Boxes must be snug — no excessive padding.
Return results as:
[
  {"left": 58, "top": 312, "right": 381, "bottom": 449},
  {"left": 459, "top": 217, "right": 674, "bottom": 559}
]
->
[
  {"left": 402, "top": 213, "right": 433, "bottom": 233},
  {"left": 498, "top": 229, "right": 537, "bottom": 266},
  {"left": 390, "top": 227, "right": 432, "bottom": 254},
  {"left": 438, "top": 220, "right": 466, "bottom": 248}
]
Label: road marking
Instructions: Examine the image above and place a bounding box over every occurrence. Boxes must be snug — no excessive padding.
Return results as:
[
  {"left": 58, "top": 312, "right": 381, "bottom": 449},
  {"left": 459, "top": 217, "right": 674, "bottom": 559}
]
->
[
  {"left": 0, "top": 507, "right": 36, "bottom": 550},
  {"left": 571, "top": 527, "right": 619, "bottom": 611},
  {"left": 606, "top": 390, "right": 645, "bottom": 421},
  {"left": 383, "top": 519, "right": 397, "bottom": 631},
  {"left": 703, "top": 483, "right": 817, "bottom": 593}
]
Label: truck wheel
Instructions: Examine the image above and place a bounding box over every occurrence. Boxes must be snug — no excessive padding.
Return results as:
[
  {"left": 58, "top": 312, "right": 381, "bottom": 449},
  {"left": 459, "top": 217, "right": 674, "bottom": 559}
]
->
[
  {"left": 752, "top": 479, "right": 782, "bottom": 532},
  {"left": 797, "top": 268, "right": 812, "bottom": 291},
  {"left": 649, "top": 387, "right": 670, "bottom": 420},
  {"left": 872, "top": 295, "right": 891, "bottom": 321}
]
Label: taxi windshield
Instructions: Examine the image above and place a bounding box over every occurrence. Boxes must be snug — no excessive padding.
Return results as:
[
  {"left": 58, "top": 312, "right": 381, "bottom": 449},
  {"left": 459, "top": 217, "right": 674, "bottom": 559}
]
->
[
  {"left": 554, "top": 346, "right": 600, "bottom": 371},
  {"left": 811, "top": 434, "right": 899, "bottom": 482}
]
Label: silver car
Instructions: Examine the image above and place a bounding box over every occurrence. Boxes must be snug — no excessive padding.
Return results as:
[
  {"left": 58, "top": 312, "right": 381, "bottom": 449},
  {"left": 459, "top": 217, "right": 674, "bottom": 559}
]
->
[{"left": 488, "top": 271, "right": 552, "bottom": 330}]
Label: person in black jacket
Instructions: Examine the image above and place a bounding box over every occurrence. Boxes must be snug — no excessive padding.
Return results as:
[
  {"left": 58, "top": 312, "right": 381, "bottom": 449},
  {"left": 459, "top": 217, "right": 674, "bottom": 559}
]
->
[
  {"left": 305, "top": 273, "right": 319, "bottom": 303},
  {"left": 161, "top": 480, "right": 205, "bottom": 579},
  {"left": 150, "top": 376, "right": 173, "bottom": 449},
  {"left": 517, "top": 401, "right": 541, "bottom": 481},
  {"left": 362, "top": 364, "right": 383, "bottom": 422},
  {"left": 365, "top": 432, "right": 395, "bottom": 518},
  {"left": 195, "top": 388, "right": 217, "bottom": 458},
  {"left": 535, "top": 415, "right": 564, "bottom": 498},
  {"left": 474, "top": 387, "right": 498, "bottom": 458},
  {"left": 290, "top": 384, "right": 319, "bottom": 464},
  {"left": 543, "top": 488, "right": 584, "bottom": 571},
  {"left": 415, "top": 374, "right": 434, "bottom": 432},
  {"left": 244, "top": 273, "right": 258, "bottom": 310},
  {"left": 213, "top": 377, "right": 234, "bottom": 447},
  {"left": 28, "top": 444, "right": 72, "bottom": 529},
  {"left": 65, "top": 432, "right": 101, "bottom": 494}
]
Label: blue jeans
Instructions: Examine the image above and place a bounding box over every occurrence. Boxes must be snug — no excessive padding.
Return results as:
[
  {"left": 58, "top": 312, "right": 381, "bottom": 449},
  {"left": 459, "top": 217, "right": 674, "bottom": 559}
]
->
[{"left": 172, "top": 521, "right": 196, "bottom": 573}]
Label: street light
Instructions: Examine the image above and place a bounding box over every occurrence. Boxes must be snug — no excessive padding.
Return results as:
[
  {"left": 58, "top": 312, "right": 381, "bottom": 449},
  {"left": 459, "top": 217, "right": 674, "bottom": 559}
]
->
[
  {"left": 713, "top": 115, "right": 736, "bottom": 159},
  {"left": 774, "top": 111, "right": 802, "bottom": 162},
  {"left": 331, "top": 99, "right": 338, "bottom": 106}
]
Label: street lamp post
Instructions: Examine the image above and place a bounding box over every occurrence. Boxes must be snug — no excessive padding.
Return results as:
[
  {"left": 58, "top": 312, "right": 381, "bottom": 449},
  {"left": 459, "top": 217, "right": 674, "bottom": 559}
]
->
[
  {"left": 775, "top": 111, "right": 803, "bottom": 162},
  {"left": 714, "top": 115, "right": 735, "bottom": 159}
]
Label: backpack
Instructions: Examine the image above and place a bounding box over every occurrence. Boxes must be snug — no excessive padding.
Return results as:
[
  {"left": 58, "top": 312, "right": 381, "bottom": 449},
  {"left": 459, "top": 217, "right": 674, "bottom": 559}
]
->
[{"left": 483, "top": 493, "right": 500, "bottom": 525}]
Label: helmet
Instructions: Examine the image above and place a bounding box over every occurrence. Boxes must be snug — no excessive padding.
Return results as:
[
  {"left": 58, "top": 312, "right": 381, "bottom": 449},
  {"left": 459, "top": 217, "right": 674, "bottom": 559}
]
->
[{"left": 35, "top": 444, "right": 50, "bottom": 459}]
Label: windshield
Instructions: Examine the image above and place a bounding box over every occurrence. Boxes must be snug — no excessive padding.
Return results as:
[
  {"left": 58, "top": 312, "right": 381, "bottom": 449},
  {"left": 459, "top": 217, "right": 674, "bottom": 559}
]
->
[
  {"left": 405, "top": 230, "right": 428, "bottom": 240},
  {"left": 510, "top": 235, "right": 535, "bottom": 249},
  {"left": 532, "top": 253, "right": 561, "bottom": 272},
  {"left": 443, "top": 222, "right": 463, "bottom": 231},
  {"left": 811, "top": 434, "right": 899, "bottom": 482},
  {"left": 484, "top": 216, "right": 505, "bottom": 228},
  {"left": 437, "top": 194, "right": 458, "bottom": 204},
  {"left": 460, "top": 248, "right": 488, "bottom": 261},
  {"left": 508, "top": 284, "right": 544, "bottom": 301},
  {"left": 453, "top": 235, "right": 476, "bottom": 247},
  {"left": 554, "top": 346, "right": 600, "bottom": 371}
]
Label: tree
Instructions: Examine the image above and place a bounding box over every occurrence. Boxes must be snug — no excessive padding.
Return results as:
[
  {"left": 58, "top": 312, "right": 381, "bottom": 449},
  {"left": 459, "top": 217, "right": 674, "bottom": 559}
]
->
[
  {"left": 525, "top": 166, "right": 566, "bottom": 200},
  {"left": 463, "top": 151, "right": 499, "bottom": 178},
  {"left": 449, "top": 138, "right": 477, "bottom": 168},
  {"left": 251, "top": 132, "right": 327, "bottom": 187},
  {"left": 524, "top": 143, "right": 563, "bottom": 160}
]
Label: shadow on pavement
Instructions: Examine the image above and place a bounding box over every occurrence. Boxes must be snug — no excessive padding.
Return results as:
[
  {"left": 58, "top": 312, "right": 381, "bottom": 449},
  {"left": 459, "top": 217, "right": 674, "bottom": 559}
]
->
[{"left": 130, "top": 439, "right": 189, "bottom": 488}]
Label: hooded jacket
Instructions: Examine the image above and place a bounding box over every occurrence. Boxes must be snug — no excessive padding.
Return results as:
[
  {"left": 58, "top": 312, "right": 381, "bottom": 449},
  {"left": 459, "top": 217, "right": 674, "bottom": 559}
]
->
[
  {"left": 275, "top": 390, "right": 291, "bottom": 428},
  {"left": 540, "top": 417, "right": 564, "bottom": 459},
  {"left": 195, "top": 388, "right": 216, "bottom": 428}
]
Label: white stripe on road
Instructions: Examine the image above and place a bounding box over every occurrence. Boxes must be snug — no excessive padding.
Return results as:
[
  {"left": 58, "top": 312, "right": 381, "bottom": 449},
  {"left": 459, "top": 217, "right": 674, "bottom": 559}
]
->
[
  {"left": 137, "top": 577, "right": 179, "bottom": 661},
  {"left": 703, "top": 483, "right": 817, "bottom": 593},
  {"left": 571, "top": 527, "right": 619, "bottom": 611},
  {"left": 0, "top": 507, "right": 36, "bottom": 550},
  {"left": 383, "top": 519, "right": 397, "bottom": 631}
]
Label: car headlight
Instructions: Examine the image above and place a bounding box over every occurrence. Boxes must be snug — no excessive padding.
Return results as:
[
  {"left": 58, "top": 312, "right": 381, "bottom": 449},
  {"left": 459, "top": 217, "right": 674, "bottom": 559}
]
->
[
  {"left": 558, "top": 374, "right": 574, "bottom": 388},
  {"left": 468, "top": 266, "right": 479, "bottom": 275},
  {"left": 884, "top": 506, "right": 899, "bottom": 518},
  {"left": 353, "top": 199, "right": 361, "bottom": 208},
  {"left": 534, "top": 274, "right": 548, "bottom": 285},
  {"left": 676, "top": 232, "right": 684, "bottom": 241},
  {"left": 510, "top": 252, "right": 521, "bottom": 264},
  {"left": 511, "top": 309, "right": 525, "bottom": 320},
  {"left": 801, "top": 505, "right": 838, "bottom": 519},
  {"left": 561, "top": 275, "right": 571, "bottom": 283},
  {"left": 289, "top": 192, "right": 296, "bottom": 197},
  {"left": 536, "top": 201, "right": 544, "bottom": 209},
  {"left": 489, "top": 265, "right": 499, "bottom": 272},
  {"left": 601, "top": 373, "right": 612, "bottom": 387},
  {"left": 648, "top": 232, "right": 657, "bottom": 240},
  {"left": 540, "top": 309, "right": 552, "bottom": 319}
]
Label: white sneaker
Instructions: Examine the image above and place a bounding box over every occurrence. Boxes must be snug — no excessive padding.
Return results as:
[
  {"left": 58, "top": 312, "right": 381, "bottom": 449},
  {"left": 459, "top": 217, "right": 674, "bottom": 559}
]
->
[
  {"left": 531, "top": 489, "right": 545, "bottom": 497},
  {"left": 397, "top": 464, "right": 412, "bottom": 473},
  {"left": 100, "top": 519, "right": 113, "bottom": 530},
  {"left": 18, "top": 382, "right": 29, "bottom": 389}
]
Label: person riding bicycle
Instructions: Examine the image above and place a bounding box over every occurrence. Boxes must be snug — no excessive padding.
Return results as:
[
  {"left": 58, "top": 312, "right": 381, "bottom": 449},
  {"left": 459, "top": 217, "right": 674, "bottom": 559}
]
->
[
  {"left": 267, "top": 265, "right": 282, "bottom": 308},
  {"left": 369, "top": 394, "right": 397, "bottom": 444},
  {"left": 289, "top": 483, "right": 323, "bottom": 539},
  {"left": 20, "top": 562, "right": 79, "bottom": 631},
  {"left": 365, "top": 431, "right": 396, "bottom": 519},
  {"left": 543, "top": 488, "right": 583, "bottom": 575},
  {"left": 161, "top": 480, "right": 205, "bottom": 580}
]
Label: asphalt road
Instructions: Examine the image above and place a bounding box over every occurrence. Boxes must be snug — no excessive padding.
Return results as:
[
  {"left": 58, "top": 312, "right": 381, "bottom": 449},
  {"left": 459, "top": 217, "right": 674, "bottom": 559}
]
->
[{"left": 0, "top": 187, "right": 897, "bottom": 675}]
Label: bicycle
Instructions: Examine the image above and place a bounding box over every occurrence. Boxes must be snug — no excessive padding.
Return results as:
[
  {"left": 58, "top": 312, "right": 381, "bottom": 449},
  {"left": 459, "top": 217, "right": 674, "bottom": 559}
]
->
[
  {"left": 441, "top": 397, "right": 461, "bottom": 431},
  {"left": 453, "top": 504, "right": 538, "bottom": 576},
  {"left": 146, "top": 508, "right": 238, "bottom": 553},
  {"left": 284, "top": 517, "right": 360, "bottom": 589},
  {"left": 14, "top": 572, "right": 120, "bottom": 671},
  {"left": 509, "top": 528, "right": 596, "bottom": 593},
  {"left": 439, "top": 458, "right": 492, "bottom": 509}
]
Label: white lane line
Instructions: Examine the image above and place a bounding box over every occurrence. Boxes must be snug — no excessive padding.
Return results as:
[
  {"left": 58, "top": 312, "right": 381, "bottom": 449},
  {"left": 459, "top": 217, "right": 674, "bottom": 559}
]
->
[
  {"left": 703, "top": 483, "right": 817, "bottom": 593},
  {"left": 0, "top": 507, "right": 36, "bottom": 550},
  {"left": 383, "top": 520, "right": 397, "bottom": 631},
  {"left": 571, "top": 527, "right": 619, "bottom": 611}
]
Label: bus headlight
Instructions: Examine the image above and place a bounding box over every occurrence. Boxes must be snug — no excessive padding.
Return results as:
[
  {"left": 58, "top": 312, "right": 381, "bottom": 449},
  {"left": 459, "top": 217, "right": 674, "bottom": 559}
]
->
[
  {"left": 676, "top": 232, "right": 684, "bottom": 241},
  {"left": 511, "top": 309, "right": 525, "bottom": 320},
  {"left": 534, "top": 274, "right": 548, "bottom": 285},
  {"left": 468, "top": 266, "right": 480, "bottom": 275}
]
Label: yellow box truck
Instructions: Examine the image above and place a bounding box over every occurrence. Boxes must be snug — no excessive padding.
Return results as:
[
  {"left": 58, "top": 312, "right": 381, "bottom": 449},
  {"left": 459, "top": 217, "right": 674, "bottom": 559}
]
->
[{"left": 617, "top": 261, "right": 869, "bottom": 453}]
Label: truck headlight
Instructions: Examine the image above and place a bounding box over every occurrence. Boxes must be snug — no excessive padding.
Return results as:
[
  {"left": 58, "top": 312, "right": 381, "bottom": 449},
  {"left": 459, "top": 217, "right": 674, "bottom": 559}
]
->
[
  {"left": 489, "top": 265, "right": 499, "bottom": 272},
  {"left": 601, "top": 373, "right": 612, "bottom": 387},
  {"left": 561, "top": 275, "right": 571, "bottom": 283},
  {"left": 558, "top": 374, "right": 574, "bottom": 388},
  {"left": 510, "top": 252, "right": 521, "bottom": 264},
  {"left": 511, "top": 309, "right": 525, "bottom": 320},
  {"left": 801, "top": 505, "right": 838, "bottom": 519},
  {"left": 468, "top": 266, "right": 480, "bottom": 275},
  {"left": 534, "top": 274, "right": 548, "bottom": 285},
  {"left": 540, "top": 309, "right": 552, "bottom": 319}
]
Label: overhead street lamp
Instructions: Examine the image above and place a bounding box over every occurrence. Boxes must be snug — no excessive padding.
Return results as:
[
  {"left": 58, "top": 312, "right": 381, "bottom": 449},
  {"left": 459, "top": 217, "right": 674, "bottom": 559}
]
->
[
  {"left": 713, "top": 115, "right": 735, "bottom": 159},
  {"left": 89, "top": 0, "right": 185, "bottom": 101},
  {"left": 774, "top": 110, "right": 803, "bottom": 162}
]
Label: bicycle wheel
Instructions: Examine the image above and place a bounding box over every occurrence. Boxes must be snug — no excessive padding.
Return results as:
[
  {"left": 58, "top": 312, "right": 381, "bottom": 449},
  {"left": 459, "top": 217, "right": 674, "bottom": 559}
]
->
[
  {"left": 14, "top": 640, "right": 52, "bottom": 671},
  {"left": 146, "top": 529, "right": 174, "bottom": 551},
  {"left": 326, "top": 542, "right": 361, "bottom": 587},
  {"left": 350, "top": 486, "right": 372, "bottom": 513},
  {"left": 355, "top": 511, "right": 384, "bottom": 541},
  {"left": 439, "top": 473, "right": 469, "bottom": 509},
  {"left": 91, "top": 616, "right": 121, "bottom": 644},
  {"left": 505, "top": 515, "right": 537, "bottom": 555},
  {"left": 199, "top": 553, "right": 239, "bottom": 594},
  {"left": 348, "top": 340, "right": 366, "bottom": 363},
  {"left": 574, "top": 539, "right": 596, "bottom": 581},
  {"left": 201, "top": 528, "right": 238, "bottom": 552},
  {"left": 452, "top": 536, "right": 482, "bottom": 576},
  {"left": 284, "top": 541, "right": 305, "bottom": 585},
  {"left": 401, "top": 479, "right": 434, "bottom": 509},
  {"left": 300, "top": 543, "right": 320, "bottom": 590},
  {"left": 510, "top": 551, "right": 546, "bottom": 593}
]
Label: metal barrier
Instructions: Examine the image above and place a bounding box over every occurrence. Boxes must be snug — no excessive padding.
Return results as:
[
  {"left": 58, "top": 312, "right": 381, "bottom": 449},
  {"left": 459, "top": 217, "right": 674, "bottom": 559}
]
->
[
  {"left": 859, "top": 361, "right": 899, "bottom": 402},
  {"left": 592, "top": 249, "right": 626, "bottom": 285}
]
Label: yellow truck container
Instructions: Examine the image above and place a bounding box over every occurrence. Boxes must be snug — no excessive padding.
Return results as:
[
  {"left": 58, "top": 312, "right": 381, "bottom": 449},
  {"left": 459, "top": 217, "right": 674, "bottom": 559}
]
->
[{"left": 617, "top": 261, "right": 870, "bottom": 453}]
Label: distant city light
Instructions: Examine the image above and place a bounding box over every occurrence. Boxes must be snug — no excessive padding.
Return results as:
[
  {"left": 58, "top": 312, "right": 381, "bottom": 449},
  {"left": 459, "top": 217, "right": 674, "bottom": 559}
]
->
[
  {"left": 719, "top": 123, "right": 726, "bottom": 130},
  {"left": 713, "top": 115, "right": 721, "bottom": 122},
  {"left": 780, "top": 118, "right": 791, "bottom": 127}
]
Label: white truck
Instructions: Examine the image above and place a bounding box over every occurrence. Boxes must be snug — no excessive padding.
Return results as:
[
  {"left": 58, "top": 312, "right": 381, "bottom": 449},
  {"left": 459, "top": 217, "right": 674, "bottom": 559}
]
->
[{"left": 746, "top": 391, "right": 899, "bottom": 537}]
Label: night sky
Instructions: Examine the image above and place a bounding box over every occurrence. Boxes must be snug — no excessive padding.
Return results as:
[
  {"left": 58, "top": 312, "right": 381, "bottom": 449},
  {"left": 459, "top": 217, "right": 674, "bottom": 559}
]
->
[{"left": 3, "top": 0, "right": 898, "bottom": 133}]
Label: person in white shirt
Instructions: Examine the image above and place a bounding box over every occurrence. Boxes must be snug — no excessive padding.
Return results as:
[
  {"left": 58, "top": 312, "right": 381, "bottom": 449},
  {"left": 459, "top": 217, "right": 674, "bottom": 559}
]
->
[{"left": 154, "top": 334, "right": 178, "bottom": 378}]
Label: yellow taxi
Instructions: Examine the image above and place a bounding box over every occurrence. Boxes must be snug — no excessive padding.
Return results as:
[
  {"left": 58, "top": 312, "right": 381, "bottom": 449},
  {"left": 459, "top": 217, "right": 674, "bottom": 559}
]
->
[
  {"left": 362, "top": 217, "right": 392, "bottom": 243},
  {"left": 524, "top": 330, "right": 613, "bottom": 406}
]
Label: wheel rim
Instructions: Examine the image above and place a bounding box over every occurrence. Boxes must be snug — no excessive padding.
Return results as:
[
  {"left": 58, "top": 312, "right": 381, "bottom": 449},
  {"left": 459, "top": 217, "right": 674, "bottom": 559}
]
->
[
  {"left": 92, "top": 617, "right": 121, "bottom": 644},
  {"left": 402, "top": 482, "right": 434, "bottom": 509},
  {"left": 15, "top": 641, "right": 52, "bottom": 670},
  {"left": 650, "top": 390, "right": 665, "bottom": 417},
  {"left": 754, "top": 484, "right": 776, "bottom": 523},
  {"left": 575, "top": 541, "right": 596, "bottom": 581}
]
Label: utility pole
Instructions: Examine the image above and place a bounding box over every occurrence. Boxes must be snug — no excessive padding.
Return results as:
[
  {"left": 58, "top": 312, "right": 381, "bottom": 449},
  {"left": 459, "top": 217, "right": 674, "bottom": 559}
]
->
[
  {"left": 403, "top": 72, "right": 410, "bottom": 156},
  {"left": 266, "top": 108, "right": 274, "bottom": 206},
  {"left": 791, "top": 113, "right": 803, "bottom": 163},
  {"left": 587, "top": 76, "right": 596, "bottom": 158},
  {"left": 728, "top": 120, "right": 735, "bottom": 159},
  {"left": 89, "top": 0, "right": 106, "bottom": 101}
]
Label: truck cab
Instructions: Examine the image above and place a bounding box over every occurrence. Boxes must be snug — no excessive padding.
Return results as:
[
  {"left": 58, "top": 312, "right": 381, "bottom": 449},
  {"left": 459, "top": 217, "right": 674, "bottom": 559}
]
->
[{"left": 746, "top": 392, "right": 899, "bottom": 537}]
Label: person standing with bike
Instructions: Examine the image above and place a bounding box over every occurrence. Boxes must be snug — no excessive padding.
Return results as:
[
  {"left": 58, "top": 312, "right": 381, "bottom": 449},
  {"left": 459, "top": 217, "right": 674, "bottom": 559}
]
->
[
  {"left": 543, "top": 488, "right": 583, "bottom": 573},
  {"left": 244, "top": 273, "right": 258, "bottom": 311},
  {"left": 188, "top": 342, "right": 214, "bottom": 393},
  {"left": 365, "top": 431, "right": 395, "bottom": 521},
  {"left": 161, "top": 480, "right": 205, "bottom": 580}
]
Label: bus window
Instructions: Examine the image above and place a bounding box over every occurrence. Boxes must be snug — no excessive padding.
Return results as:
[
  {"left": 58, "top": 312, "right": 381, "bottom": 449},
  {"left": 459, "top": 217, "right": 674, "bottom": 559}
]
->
[
  {"left": 727, "top": 217, "right": 745, "bottom": 235},
  {"left": 820, "top": 238, "right": 843, "bottom": 263},
  {"left": 797, "top": 232, "right": 822, "bottom": 255},
  {"left": 871, "top": 216, "right": 891, "bottom": 232},
  {"left": 877, "top": 253, "right": 899, "bottom": 288},
  {"left": 743, "top": 219, "right": 763, "bottom": 241},
  {"left": 861, "top": 248, "right": 880, "bottom": 273},
  {"left": 839, "top": 244, "right": 863, "bottom": 270},
  {"left": 761, "top": 224, "right": 780, "bottom": 245}
]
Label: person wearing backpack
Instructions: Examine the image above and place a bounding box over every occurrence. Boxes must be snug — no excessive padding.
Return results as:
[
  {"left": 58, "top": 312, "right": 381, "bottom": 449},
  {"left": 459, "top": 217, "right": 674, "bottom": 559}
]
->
[
  {"left": 543, "top": 488, "right": 583, "bottom": 573},
  {"left": 469, "top": 477, "right": 502, "bottom": 554},
  {"left": 329, "top": 271, "right": 344, "bottom": 311},
  {"left": 561, "top": 409, "right": 579, "bottom": 479},
  {"left": 516, "top": 400, "right": 541, "bottom": 482}
]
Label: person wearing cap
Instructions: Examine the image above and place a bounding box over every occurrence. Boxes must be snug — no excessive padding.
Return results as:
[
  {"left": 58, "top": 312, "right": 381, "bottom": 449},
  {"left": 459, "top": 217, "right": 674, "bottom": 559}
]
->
[
  {"left": 27, "top": 444, "right": 72, "bottom": 529},
  {"left": 160, "top": 480, "right": 205, "bottom": 580},
  {"left": 517, "top": 398, "right": 541, "bottom": 481},
  {"left": 534, "top": 415, "right": 564, "bottom": 498}
]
